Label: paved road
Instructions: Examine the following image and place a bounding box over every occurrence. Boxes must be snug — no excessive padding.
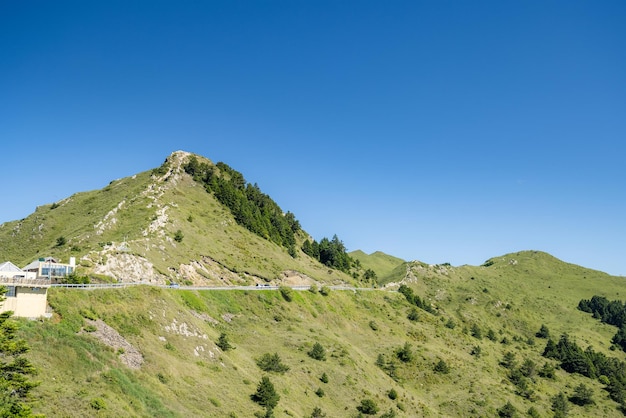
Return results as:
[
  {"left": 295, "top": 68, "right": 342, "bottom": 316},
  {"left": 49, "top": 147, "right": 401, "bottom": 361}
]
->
[{"left": 50, "top": 283, "right": 377, "bottom": 291}]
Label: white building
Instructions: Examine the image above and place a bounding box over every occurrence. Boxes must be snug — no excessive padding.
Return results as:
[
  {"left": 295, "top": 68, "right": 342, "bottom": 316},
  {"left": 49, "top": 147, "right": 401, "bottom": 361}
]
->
[{"left": 0, "top": 261, "right": 51, "bottom": 318}]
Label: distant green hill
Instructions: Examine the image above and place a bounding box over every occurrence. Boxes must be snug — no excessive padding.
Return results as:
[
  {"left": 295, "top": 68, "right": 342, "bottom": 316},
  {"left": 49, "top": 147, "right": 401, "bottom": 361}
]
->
[{"left": 349, "top": 250, "right": 405, "bottom": 283}]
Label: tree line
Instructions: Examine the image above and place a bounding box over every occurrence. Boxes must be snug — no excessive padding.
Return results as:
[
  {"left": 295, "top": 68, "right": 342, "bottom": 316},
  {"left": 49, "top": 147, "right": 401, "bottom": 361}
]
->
[
  {"left": 543, "top": 332, "right": 626, "bottom": 407},
  {"left": 301, "top": 235, "right": 353, "bottom": 273},
  {"left": 578, "top": 295, "right": 626, "bottom": 351},
  {"left": 184, "top": 157, "right": 301, "bottom": 256}
]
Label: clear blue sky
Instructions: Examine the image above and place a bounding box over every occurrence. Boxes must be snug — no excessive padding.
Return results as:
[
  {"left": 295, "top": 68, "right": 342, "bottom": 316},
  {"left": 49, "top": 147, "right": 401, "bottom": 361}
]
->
[{"left": 1, "top": 1, "right": 625, "bottom": 275}]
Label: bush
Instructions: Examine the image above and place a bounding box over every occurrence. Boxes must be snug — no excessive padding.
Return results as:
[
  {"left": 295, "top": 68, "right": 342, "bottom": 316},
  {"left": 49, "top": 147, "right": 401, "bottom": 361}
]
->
[
  {"left": 356, "top": 398, "right": 379, "bottom": 415},
  {"left": 279, "top": 286, "right": 294, "bottom": 302},
  {"left": 369, "top": 320, "right": 379, "bottom": 331},
  {"left": 217, "top": 332, "right": 233, "bottom": 351},
  {"left": 308, "top": 284, "right": 318, "bottom": 294},
  {"left": 308, "top": 342, "right": 326, "bottom": 361},
  {"left": 256, "top": 353, "right": 290, "bottom": 373},
  {"left": 379, "top": 409, "right": 397, "bottom": 418},
  {"left": 500, "top": 351, "right": 516, "bottom": 369},
  {"left": 471, "top": 323, "right": 482, "bottom": 339},
  {"left": 395, "top": 342, "right": 413, "bottom": 363},
  {"left": 497, "top": 401, "right": 516, "bottom": 417},
  {"left": 320, "top": 372, "right": 329, "bottom": 383},
  {"left": 174, "top": 229, "right": 184, "bottom": 242},
  {"left": 434, "top": 359, "right": 450, "bottom": 374},
  {"left": 314, "top": 387, "right": 324, "bottom": 397},
  {"left": 319, "top": 286, "right": 331, "bottom": 296},
  {"left": 83, "top": 324, "right": 97, "bottom": 333},
  {"left": 570, "top": 383, "right": 594, "bottom": 406},
  {"left": 90, "top": 398, "right": 106, "bottom": 410},
  {"left": 551, "top": 392, "right": 568, "bottom": 418},
  {"left": 407, "top": 308, "right": 419, "bottom": 322},
  {"left": 309, "top": 406, "right": 326, "bottom": 418},
  {"left": 387, "top": 388, "right": 398, "bottom": 400}
]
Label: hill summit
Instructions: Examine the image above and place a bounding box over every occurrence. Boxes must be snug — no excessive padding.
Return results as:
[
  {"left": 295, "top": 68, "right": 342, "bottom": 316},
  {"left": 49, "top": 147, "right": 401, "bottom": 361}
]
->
[{"left": 0, "top": 151, "right": 355, "bottom": 287}]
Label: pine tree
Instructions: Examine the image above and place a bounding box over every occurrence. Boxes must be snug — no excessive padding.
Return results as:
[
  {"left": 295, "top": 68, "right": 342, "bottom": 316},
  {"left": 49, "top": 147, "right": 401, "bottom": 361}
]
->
[
  {"left": 0, "top": 288, "right": 39, "bottom": 417},
  {"left": 251, "top": 376, "right": 280, "bottom": 411}
]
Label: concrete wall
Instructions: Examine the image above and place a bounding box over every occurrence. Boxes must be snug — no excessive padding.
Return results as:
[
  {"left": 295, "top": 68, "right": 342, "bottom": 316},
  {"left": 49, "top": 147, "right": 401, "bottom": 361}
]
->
[{"left": 0, "top": 286, "right": 48, "bottom": 318}]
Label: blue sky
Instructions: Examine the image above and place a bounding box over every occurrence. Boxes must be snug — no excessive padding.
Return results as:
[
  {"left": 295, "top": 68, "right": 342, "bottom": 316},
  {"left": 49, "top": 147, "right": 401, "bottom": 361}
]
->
[{"left": 1, "top": 1, "right": 625, "bottom": 275}]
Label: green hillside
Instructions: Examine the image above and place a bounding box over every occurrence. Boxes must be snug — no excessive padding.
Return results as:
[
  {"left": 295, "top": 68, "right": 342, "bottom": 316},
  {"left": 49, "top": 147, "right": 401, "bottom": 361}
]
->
[
  {"left": 349, "top": 250, "right": 405, "bottom": 282},
  {"left": 0, "top": 151, "right": 354, "bottom": 287},
  {"left": 3, "top": 151, "right": 626, "bottom": 417},
  {"left": 10, "top": 251, "right": 626, "bottom": 417}
]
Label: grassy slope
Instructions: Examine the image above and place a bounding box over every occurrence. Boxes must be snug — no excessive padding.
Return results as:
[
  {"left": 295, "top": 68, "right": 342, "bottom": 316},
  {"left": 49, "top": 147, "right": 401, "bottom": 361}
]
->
[
  {"left": 0, "top": 154, "right": 353, "bottom": 285},
  {"left": 18, "top": 252, "right": 626, "bottom": 417},
  {"left": 349, "top": 250, "right": 406, "bottom": 281}
]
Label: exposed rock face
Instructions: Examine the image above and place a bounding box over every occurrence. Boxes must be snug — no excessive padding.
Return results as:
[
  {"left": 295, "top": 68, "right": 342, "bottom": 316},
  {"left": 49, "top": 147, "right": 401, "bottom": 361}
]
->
[
  {"left": 84, "top": 319, "right": 144, "bottom": 369},
  {"left": 93, "top": 252, "right": 159, "bottom": 283}
]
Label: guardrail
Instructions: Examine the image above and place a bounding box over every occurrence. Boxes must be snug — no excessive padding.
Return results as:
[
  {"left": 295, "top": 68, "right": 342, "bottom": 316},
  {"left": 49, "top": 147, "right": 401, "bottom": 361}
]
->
[
  {"left": 48, "top": 283, "right": 379, "bottom": 292},
  {"left": 0, "top": 278, "right": 53, "bottom": 287}
]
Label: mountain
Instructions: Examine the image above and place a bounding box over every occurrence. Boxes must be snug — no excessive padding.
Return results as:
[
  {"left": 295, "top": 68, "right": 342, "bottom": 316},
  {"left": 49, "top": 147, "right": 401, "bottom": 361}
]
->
[
  {"left": 0, "top": 151, "right": 353, "bottom": 287},
  {"left": 2, "top": 151, "right": 626, "bottom": 417}
]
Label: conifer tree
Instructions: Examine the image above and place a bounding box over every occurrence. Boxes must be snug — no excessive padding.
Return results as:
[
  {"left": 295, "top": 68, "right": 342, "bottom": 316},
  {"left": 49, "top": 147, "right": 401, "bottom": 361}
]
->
[{"left": 0, "top": 288, "right": 39, "bottom": 416}]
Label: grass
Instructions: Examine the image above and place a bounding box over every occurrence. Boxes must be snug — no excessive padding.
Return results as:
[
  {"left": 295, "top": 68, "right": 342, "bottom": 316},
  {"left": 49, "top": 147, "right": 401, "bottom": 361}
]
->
[
  {"left": 16, "top": 254, "right": 626, "bottom": 417},
  {"left": 0, "top": 153, "right": 354, "bottom": 286}
]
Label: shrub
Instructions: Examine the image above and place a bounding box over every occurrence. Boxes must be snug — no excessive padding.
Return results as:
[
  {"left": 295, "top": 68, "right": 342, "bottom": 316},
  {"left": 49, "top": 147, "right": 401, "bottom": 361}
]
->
[
  {"left": 319, "top": 286, "right": 331, "bottom": 296},
  {"left": 83, "top": 324, "right": 97, "bottom": 333},
  {"left": 314, "top": 387, "right": 324, "bottom": 397},
  {"left": 369, "top": 320, "right": 379, "bottom": 331},
  {"left": 407, "top": 308, "right": 419, "bottom": 322},
  {"left": 309, "top": 407, "right": 326, "bottom": 418},
  {"left": 174, "top": 229, "right": 184, "bottom": 242},
  {"left": 395, "top": 342, "right": 413, "bottom": 363},
  {"left": 497, "top": 401, "right": 516, "bottom": 417},
  {"left": 90, "top": 398, "right": 106, "bottom": 410},
  {"left": 471, "top": 323, "right": 482, "bottom": 339},
  {"left": 256, "top": 353, "right": 290, "bottom": 373},
  {"left": 552, "top": 392, "right": 568, "bottom": 417},
  {"left": 217, "top": 332, "right": 233, "bottom": 351},
  {"left": 536, "top": 324, "right": 550, "bottom": 339},
  {"left": 320, "top": 372, "right": 329, "bottom": 383},
  {"left": 445, "top": 318, "right": 456, "bottom": 329},
  {"left": 279, "top": 286, "right": 294, "bottom": 302},
  {"left": 308, "top": 284, "right": 318, "bottom": 294},
  {"left": 379, "top": 409, "right": 397, "bottom": 418},
  {"left": 434, "top": 359, "right": 450, "bottom": 374},
  {"left": 356, "top": 398, "right": 379, "bottom": 415},
  {"left": 308, "top": 342, "right": 326, "bottom": 361},
  {"left": 570, "top": 383, "right": 594, "bottom": 406},
  {"left": 387, "top": 388, "right": 398, "bottom": 400},
  {"left": 500, "top": 351, "right": 516, "bottom": 369},
  {"left": 527, "top": 406, "right": 540, "bottom": 418}
]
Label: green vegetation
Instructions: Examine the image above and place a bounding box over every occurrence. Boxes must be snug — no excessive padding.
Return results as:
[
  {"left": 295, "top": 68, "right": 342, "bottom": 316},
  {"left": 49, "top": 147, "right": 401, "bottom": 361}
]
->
[
  {"left": 302, "top": 235, "right": 353, "bottom": 273},
  {"left": 256, "top": 353, "right": 290, "bottom": 374},
  {"left": 307, "top": 342, "right": 326, "bottom": 361},
  {"left": 251, "top": 376, "right": 280, "bottom": 411},
  {"left": 216, "top": 332, "right": 233, "bottom": 351},
  {"left": 184, "top": 156, "right": 300, "bottom": 255},
  {"left": 3, "top": 153, "right": 626, "bottom": 417},
  {"left": 0, "top": 289, "right": 39, "bottom": 417}
]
